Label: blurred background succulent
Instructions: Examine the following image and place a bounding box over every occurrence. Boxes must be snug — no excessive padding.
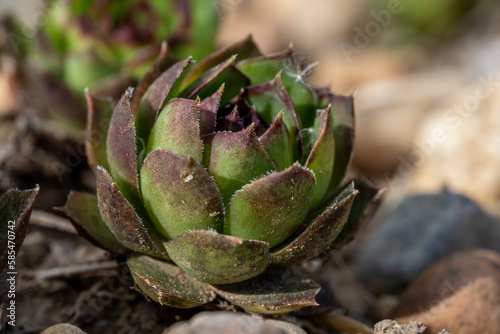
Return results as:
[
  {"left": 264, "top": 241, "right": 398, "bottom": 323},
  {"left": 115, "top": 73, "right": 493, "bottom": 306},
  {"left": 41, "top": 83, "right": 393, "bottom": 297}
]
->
[
  {"left": 7, "top": 0, "right": 219, "bottom": 137},
  {"left": 59, "top": 37, "right": 382, "bottom": 313}
]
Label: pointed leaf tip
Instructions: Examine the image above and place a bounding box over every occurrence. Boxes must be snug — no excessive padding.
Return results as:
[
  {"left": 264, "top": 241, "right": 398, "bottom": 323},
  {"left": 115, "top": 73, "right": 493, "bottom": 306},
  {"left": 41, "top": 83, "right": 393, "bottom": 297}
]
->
[{"left": 203, "top": 125, "right": 276, "bottom": 204}]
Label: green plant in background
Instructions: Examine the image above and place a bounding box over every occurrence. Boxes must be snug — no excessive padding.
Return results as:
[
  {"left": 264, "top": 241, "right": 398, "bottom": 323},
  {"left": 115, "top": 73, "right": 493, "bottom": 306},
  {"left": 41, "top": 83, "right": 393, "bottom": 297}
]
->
[
  {"left": 59, "top": 37, "right": 382, "bottom": 314},
  {"left": 11, "top": 0, "right": 218, "bottom": 134},
  {"left": 1, "top": 187, "right": 39, "bottom": 295},
  {"left": 373, "top": 0, "right": 480, "bottom": 43}
]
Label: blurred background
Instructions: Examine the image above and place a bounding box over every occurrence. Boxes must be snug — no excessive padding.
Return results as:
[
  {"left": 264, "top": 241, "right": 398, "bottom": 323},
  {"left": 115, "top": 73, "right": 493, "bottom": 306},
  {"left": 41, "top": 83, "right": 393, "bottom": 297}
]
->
[{"left": 2, "top": 0, "right": 500, "bottom": 332}]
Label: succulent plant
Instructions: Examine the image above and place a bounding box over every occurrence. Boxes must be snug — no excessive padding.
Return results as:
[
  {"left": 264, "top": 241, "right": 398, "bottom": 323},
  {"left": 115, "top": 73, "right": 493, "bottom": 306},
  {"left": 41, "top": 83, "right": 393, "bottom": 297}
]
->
[
  {"left": 59, "top": 37, "right": 382, "bottom": 314},
  {"left": 1, "top": 186, "right": 39, "bottom": 295}
]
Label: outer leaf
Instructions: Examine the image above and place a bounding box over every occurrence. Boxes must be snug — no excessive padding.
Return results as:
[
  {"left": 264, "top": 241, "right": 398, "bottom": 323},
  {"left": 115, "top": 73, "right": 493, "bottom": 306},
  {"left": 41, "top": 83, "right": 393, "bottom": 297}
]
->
[
  {"left": 199, "top": 84, "right": 224, "bottom": 136},
  {"left": 96, "top": 167, "right": 168, "bottom": 259},
  {"left": 224, "top": 164, "right": 316, "bottom": 248},
  {"left": 215, "top": 266, "right": 320, "bottom": 314},
  {"left": 165, "top": 230, "right": 270, "bottom": 284},
  {"left": 306, "top": 105, "right": 335, "bottom": 209},
  {"left": 0, "top": 187, "right": 39, "bottom": 280},
  {"left": 147, "top": 98, "right": 203, "bottom": 163},
  {"left": 271, "top": 182, "right": 358, "bottom": 265},
  {"left": 140, "top": 149, "right": 224, "bottom": 239},
  {"left": 84, "top": 90, "right": 110, "bottom": 173},
  {"left": 106, "top": 90, "right": 140, "bottom": 204},
  {"left": 259, "top": 110, "right": 294, "bottom": 171},
  {"left": 128, "top": 254, "right": 216, "bottom": 308},
  {"left": 56, "top": 191, "right": 128, "bottom": 255},
  {"left": 202, "top": 125, "right": 276, "bottom": 204},
  {"left": 130, "top": 41, "right": 172, "bottom": 117},
  {"left": 334, "top": 180, "right": 384, "bottom": 246},
  {"left": 181, "top": 35, "right": 261, "bottom": 89},
  {"left": 318, "top": 91, "right": 355, "bottom": 194}
]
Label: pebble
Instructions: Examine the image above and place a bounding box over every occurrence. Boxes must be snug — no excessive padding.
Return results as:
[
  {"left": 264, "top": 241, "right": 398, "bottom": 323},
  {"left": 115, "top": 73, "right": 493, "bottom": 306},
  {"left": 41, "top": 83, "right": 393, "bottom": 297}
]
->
[{"left": 355, "top": 190, "right": 500, "bottom": 294}]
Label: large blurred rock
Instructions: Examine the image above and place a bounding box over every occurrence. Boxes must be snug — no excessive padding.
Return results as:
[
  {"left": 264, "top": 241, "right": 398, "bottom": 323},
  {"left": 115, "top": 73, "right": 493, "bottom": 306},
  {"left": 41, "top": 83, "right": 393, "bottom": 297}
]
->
[
  {"left": 355, "top": 190, "right": 500, "bottom": 294},
  {"left": 394, "top": 249, "right": 500, "bottom": 334}
]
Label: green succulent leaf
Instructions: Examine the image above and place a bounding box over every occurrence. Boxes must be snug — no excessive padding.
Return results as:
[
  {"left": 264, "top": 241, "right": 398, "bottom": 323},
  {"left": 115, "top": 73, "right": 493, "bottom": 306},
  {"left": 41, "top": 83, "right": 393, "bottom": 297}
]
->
[
  {"left": 128, "top": 254, "right": 216, "bottom": 308},
  {"left": 106, "top": 90, "right": 141, "bottom": 205},
  {"left": 334, "top": 180, "right": 384, "bottom": 246},
  {"left": 202, "top": 125, "right": 276, "bottom": 204},
  {"left": 271, "top": 182, "right": 358, "bottom": 265},
  {"left": 165, "top": 230, "right": 270, "bottom": 284},
  {"left": 236, "top": 45, "right": 292, "bottom": 85},
  {"left": 215, "top": 266, "right": 320, "bottom": 314},
  {"left": 258, "top": 110, "right": 294, "bottom": 170},
  {"left": 199, "top": 84, "right": 224, "bottom": 136},
  {"left": 0, "top": 186, "right": 39, "bottom": 281},
  {"left": 147, "top": 98, "right": 203, "bottom": 163},
  {"left": 96, "top": 166, "right": 168, "bottom": 259},
  {"left": 140, "top": 149, "right": 224, "bottom": 239},
  {"left": 56, "top": 191, "right": 128, "bottom": 255},
  {"left": 224, "top": 163, "right": 316, "bottom": 248},
  {"left": 306, "top": 105, "right": 335, "bottom": 209}
]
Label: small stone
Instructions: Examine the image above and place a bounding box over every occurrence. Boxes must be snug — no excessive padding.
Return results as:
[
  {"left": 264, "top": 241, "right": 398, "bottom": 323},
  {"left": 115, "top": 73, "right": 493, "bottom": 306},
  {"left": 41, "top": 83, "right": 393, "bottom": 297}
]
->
[
  {"left": 41, "top": 323, "right": 87, "bottom": 334},
  {"left": 165, "top": 311, "right": 306, "bottom": 334},
  {"left": 374, "top": 319, "right": 426, "bottom": 334},
  {"left": 394, "top": 249, "right": 500, "bottom": 334},
  {"left": 356, "top": 190, "right": 500, "bottom": 294}
]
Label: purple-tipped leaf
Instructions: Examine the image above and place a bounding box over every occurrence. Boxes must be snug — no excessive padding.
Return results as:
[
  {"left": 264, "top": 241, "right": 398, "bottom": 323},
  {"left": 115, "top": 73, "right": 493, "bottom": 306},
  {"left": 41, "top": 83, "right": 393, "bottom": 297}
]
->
[
  {"left": 182, "top": 56, "right": 250, "bottom": 106},
  {"left": 136, "top": 57, "right": 192, "bottom": 138},
  {"left": 215, "top": 106, "right": 244, "bottom": 132},
  {"left": 130, "top": 41, "right": 172, "bottom": 116},
  {"left": 270, "top": 182, "right": 358, "bottom": 264},
  {"left": 128, "top": 254, "right": 216, "bottom": 308},
  {"left": 165, "top": 230, "right": 270, "bottom": 284},
  {"left": 215, "top": 266, "right": 320, "bottom": 314},
  {"left": 224, "top": 164, "right": 316, "bottom": 248},
  {"left": 246, "top": 72, "right": 303, "bottom": 160},
  {"left": 147, "top": 98, "right": 203, "bottom": 163},
  {"left": 96, "top": 167, "right": 168, "bottom": 259},
  {"left": 106, "top": 90, "right": 141, "bottom": 204},
  {"left": 56, "top": 191, "right": 128, "bottom": 255},
  {"left": 306, "top": 105, "right": 335, "bottom": 209},
  {"left": 259, "top": 110, "right": 293, "bottom": 170},
  {"left": 203, "top": 125, "right": 276, "bottom": 204},
  {"left": 199, "top": 84, "right": 224, "bottom": 136},
  {"left": 140, "top": 149, "right": 224, "bottom": 240}
]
